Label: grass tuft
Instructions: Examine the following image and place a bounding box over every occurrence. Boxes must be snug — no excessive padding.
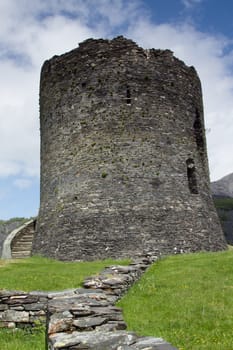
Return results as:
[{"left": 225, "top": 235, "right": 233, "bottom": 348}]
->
[{"left": 0, "top": 326, "right": 45, "bottom": 350}]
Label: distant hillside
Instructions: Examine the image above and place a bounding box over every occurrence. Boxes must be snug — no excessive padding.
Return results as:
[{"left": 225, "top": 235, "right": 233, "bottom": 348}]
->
[
  {"left": 211, "top": 173, "right": 233, "bottom": 244},
  {"left": 213, "top": 197, "right": 233, "bottom": 245},
  {"left": 211, "top": 173, "right": 233, "bottom": 198}
]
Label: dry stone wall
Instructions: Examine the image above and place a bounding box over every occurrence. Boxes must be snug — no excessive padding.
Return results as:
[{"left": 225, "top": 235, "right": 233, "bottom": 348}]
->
[
  {"left": 33, "top": 36, "right": 226, "bottom": 261},
  {"left": 0, "top": 253, "right": 177, "bottom": 349},
  {"left": 0, "top": 290, "right": 47, "bottom": 328},
  {"left": 47, "top": 253, "right": 177, "bottom": 349}
]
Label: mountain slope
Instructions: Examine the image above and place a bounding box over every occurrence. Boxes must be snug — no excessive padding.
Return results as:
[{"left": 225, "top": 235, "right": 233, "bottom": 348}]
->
[{"left": 211, "top": 173, "right": 233, "bottom": 198}]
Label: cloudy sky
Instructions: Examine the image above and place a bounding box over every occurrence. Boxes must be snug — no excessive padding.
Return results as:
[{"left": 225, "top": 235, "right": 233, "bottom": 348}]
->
[{"left": 1, "top": 0, "right": 233, "bottom": 219}]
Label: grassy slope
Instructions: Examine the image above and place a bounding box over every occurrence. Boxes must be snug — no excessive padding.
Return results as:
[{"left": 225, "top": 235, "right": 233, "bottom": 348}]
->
[
  {"left": 0, "top": 256, "right": 129, "bottom": 291},
  {"left": 1, "top": 252, "right": 233, "bottom": 349},
  {"left": 118, "top": 251, "right": 233, "bottom": 350}
]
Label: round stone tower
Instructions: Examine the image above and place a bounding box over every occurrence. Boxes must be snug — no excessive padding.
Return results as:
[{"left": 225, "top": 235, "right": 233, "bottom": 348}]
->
[{"left": 33, "top": 36, "right": 226, "bottom": 260}]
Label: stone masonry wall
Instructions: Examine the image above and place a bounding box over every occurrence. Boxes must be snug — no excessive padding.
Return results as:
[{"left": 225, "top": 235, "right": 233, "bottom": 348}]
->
[
  {"left": 33, "top": 36, "right": 226, "bottom": 260},
  {"left": 0, "top": 290, "right": 47, "bottom": 329},
  {"left": 47, "top": 253, "right": 177, "bottom": 349},
  {"left": 0, "top": 254, "right": 177, "bottom": 349}
]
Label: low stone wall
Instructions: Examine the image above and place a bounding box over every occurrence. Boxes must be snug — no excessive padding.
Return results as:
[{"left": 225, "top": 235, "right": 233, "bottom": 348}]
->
[
  {"left": 0, "top": 254, "right": 178, "bottom": 349},
  {"left": 47, "top": 254, "right": 177, "bottom": 349},
  {"left": 0, "top": 290, "right": 47, "bottom": 328}
]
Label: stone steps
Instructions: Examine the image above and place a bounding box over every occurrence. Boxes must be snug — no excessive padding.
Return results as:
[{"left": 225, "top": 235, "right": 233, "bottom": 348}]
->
[{"left": 11, "top": 233, "right": 34, "bottom": 259}]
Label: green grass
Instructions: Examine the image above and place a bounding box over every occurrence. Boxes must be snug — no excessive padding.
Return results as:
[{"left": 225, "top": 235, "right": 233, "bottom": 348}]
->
[
  {"left": 2, "top": 253, "right": 233, "bottom": 349},
  {"left": 0, "top": 256, "right": 129, "bottom": 350},
  {"left": 0, "top": 255, "right": 129, "bottom": 291},
  {"left": 0, "top": 327, "right": 45, "bottom": 350},
  {"left": 118, "top": 250, "right": 233, "bottom": 350},
  {"left": 213, "top": 197, "right": 233, "bottom": 210}
]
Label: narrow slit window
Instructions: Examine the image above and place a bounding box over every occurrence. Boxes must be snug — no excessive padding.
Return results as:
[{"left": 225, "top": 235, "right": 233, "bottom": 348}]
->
[
  {"left": 193, "top": 108, "right": 204, "bottom": 154},
  {"left": 186, "top": 158, "right": 198, "bottom": 194},
  {"left": 126, "top": 86, "right": 131, "bottom": 104}
]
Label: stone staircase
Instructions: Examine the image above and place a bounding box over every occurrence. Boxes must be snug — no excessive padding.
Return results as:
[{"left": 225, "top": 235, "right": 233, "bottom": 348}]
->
[
  {"left": 1, "top": 220, "right": 36, "bottom": 259},
  {"left": 11, "top": 231, "right": 34, "bottom": 259}
]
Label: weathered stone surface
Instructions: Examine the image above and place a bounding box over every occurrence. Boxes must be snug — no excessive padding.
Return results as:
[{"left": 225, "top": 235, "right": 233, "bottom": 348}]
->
[
  {"left": 49, "top": 312, "right": 74, "bottom": 334},
  {"left": 0, "top": 290, "right": 27, "bottom": 298},
  {"left": 83, "top": 274, "right": 131, "bottom": 290},
  {"left": 0, "top": 304, "right": 8, "bottom": 311},
  {"left": 10, "top": 306, "right": 24, "bottom": 311},
  {"left": 24, "top": 302, "right": 47, "bottom": 311},
  {"left": 33, "top": 36, "right": 226, "bottom": 262},
  {"left": 74, "top": 288, "right": 104, "bottom": 295},
  {"left": 7, "top": 295, "right": 39, "bottom": 305},
  {"left": 89, "top": 306, "right": 123, "bottom": 318},
  {"left": 72, "top": 316, "right": 107, "bottom": 329},
  {"left": 0, "top": 310, "right": 29, "bottom": 323},
  {"left": 130, "top": 337, "right": 178, "bottom": 349},
  {"left": 49, "top": 331, "right": 138, "bottom": 349},
  {"left": 96, "top": 321, "right": 126, "bottom": 331},
  {"left": 48, "top": 289, "right": 77, "bottom": 299},
  {"left": 0, "top": 290, "right": 49, "bottom": 329},
  {"left": 110, "top": 265, "right": 141, "bottom": 273}
]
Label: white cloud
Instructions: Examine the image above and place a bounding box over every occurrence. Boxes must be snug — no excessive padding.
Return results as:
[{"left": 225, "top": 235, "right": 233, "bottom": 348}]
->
[
  {"left": 0, "top": 0, "right": 233, "bottom": 185},
  {"left": 127, "top": 20, "right": 233, "bottom": 180},
  {"left": 0, "top": 0, "right": 106, "bottom": 181},
  {"left": 0, "top": 0, "right": 139, "bottom": 181}
]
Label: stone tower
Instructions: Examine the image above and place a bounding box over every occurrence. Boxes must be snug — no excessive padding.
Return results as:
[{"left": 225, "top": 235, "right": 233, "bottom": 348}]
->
[{"left": 32, "top": 36, "right": 226, "bottom": 260}]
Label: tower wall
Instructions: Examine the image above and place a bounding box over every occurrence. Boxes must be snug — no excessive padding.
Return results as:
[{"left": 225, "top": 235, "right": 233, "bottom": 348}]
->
[{"left": 33, "top": 36, "right": 226, "bottom": 260}]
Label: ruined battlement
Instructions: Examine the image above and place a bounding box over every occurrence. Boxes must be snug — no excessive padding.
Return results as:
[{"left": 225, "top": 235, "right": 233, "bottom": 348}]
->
[{"left": 32, "top": 36, "right": 226, "bottom": 260}]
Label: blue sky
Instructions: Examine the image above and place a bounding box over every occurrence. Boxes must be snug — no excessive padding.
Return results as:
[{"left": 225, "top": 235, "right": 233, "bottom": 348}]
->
[{"left": 1, "top": 0, "right": 233, "bottom": 219}]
